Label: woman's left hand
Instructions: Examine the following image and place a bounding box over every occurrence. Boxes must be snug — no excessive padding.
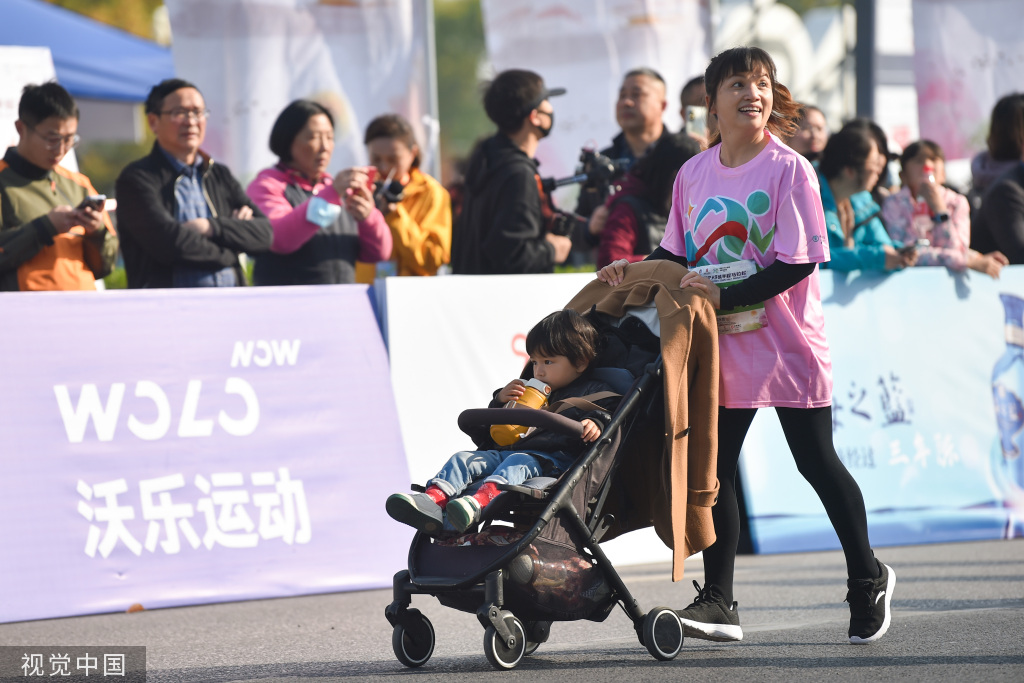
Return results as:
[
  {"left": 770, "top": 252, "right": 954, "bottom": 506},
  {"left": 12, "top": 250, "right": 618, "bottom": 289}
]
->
[
  {"left": 680, "top": 269, "right": 721, "bottom": 309},
  {"left": 968, "top": 249, "right": 1009, "bottom": 280}
]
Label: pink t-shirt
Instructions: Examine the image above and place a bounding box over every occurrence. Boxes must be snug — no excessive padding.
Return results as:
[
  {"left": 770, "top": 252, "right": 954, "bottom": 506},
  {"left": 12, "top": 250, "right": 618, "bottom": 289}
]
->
[{"left": 661, "top": 133, "right": 833, "bottom": 408}]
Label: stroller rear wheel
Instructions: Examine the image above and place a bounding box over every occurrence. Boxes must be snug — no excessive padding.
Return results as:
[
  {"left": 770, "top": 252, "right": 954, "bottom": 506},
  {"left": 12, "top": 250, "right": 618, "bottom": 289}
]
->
[
  {"left": 391, "top": 609, "right": 435, "bottom": 668},
  {"left": 523, "top": 620, "right": 551, "bottom": 656},
  {"left": 643, "top": 606, "right": 684, "bottom": 661},
  {"left": 483, "top": 613, "right": 526, "bottom": 670}
]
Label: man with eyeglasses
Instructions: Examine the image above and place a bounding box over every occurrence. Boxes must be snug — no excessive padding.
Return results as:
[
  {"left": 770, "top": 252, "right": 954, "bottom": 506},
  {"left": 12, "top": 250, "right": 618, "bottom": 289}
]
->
[
  {"left": 115, "top": 78, "right": 272, "bottom": 288},
  {"left": 451, "top": 69, "right": 572, "bottom": 274},
  {"left": 0, "top": 81, "right": 118, "bottom": 291}
]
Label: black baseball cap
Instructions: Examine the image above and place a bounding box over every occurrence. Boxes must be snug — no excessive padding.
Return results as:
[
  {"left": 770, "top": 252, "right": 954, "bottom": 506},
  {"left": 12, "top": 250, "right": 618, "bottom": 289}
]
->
[{"left": 523, "top": 86, "right": 566, "bottom": 116}]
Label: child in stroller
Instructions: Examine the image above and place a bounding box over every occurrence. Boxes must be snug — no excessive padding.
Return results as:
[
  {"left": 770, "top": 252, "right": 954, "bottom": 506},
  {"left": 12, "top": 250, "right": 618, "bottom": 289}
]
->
[{"left": 385, "top": 309, "right": 621, "bottom": 533}]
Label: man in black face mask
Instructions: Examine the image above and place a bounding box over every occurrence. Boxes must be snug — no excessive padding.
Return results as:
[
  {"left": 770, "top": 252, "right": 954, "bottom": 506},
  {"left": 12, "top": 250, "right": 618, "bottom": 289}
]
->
[{"left": 451, "top": 69, "right": 572, "bottom": 274}]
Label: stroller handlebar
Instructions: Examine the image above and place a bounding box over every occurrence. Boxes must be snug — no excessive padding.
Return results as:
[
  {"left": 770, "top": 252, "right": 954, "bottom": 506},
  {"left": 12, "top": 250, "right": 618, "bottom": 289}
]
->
[{"left": 458, "top": 407, "right": 584, "bottom": 439}]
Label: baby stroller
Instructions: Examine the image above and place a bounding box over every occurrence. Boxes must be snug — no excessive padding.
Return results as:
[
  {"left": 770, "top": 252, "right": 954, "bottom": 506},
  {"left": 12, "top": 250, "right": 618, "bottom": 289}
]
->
[{"left": 385, "top": 283, "right": 718, "bottom": 670}]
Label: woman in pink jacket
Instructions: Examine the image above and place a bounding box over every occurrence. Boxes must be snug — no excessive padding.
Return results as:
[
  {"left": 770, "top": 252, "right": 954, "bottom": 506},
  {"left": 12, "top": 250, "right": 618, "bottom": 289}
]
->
[{"left": 246, "top": 99, "right": 391, "bottom": 285}]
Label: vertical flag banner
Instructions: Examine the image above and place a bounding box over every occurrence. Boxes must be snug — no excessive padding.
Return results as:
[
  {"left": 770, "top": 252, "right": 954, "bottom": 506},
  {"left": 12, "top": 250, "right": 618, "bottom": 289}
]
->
[
  {"left": 481, "top": 0, "right": 712, "bottom": 180},
  {"left": 164, "top": 0, "right": 436, "bottom": 183},
  {"left": 912, "top": 0, "right": 1024, "bottom": 159}
]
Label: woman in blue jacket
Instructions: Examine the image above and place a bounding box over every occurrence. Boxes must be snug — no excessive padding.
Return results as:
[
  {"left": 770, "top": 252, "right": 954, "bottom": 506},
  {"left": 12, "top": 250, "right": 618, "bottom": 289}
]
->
[{"left": 816, "top": 128, "right": 916, "bottom": 272}]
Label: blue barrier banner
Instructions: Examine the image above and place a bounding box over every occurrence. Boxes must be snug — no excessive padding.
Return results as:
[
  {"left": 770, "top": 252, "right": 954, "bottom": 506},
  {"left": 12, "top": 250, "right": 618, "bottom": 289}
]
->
[
  {"left": 741, "top": 267, "right": 1024, "bottom": 552},
  {"left": 0, "top": 286, "right": 410, "bottom": 623}
]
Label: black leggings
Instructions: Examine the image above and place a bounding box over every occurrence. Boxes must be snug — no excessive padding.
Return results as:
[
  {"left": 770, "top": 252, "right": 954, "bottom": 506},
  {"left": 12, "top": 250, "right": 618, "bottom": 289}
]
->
[{"left": 703, "top": 406, "right": 878, "bottom": 603}]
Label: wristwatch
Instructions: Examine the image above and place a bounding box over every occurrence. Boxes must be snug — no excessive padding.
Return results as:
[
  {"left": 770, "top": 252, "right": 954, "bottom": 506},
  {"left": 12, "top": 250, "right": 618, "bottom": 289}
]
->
[{"left": 933, "top": 212, "right": 950, "bottom": 223}]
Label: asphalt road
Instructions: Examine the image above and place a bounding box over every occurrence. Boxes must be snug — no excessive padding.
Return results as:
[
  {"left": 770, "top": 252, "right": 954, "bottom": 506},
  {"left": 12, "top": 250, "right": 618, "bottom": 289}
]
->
[{"left": 1, "top": 539, "right": 1022, "bottom": 682}]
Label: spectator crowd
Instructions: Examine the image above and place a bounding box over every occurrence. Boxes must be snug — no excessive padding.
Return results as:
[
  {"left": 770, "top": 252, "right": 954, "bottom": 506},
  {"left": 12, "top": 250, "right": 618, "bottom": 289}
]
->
[{"left": 2, "top": 74, "right": 1022, "bottom": 291}]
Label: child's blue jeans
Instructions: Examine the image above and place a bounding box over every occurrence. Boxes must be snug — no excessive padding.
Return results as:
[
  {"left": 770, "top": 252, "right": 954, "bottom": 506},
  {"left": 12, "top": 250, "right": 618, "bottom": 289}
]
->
[{"left": 427, "top": 449, "right": 550, "bottom": 498}]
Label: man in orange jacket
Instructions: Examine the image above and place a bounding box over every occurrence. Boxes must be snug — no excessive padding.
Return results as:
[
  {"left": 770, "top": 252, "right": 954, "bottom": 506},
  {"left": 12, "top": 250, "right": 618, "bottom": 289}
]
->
[{"left": 0, "top": 81, "right": 117, "bottom": 291}]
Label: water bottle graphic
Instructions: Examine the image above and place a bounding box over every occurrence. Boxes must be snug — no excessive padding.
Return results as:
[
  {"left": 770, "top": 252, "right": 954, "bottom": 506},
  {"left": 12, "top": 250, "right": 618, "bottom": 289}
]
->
[{"left": 992, "top": 293, "right": 1024, "bottom": 497}]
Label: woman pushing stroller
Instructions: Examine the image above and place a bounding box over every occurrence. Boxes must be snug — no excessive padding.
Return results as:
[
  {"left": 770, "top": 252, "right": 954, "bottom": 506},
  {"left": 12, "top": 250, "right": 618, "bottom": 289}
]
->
[
  {"left": 599, "top": 46, "right": 895, "bottom": 645},
  {"left": 386, "top": 309, "right": 620, "bottom": 534}
]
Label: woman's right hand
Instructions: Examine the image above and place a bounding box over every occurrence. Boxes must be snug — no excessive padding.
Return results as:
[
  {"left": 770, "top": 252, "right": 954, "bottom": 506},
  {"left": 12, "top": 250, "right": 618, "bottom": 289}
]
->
[
  {"left": 497, "top": 379, "right": 525, "bottom": 404},
  {"left": 597, "top": 258, "right": 629, "bottom": 286}
]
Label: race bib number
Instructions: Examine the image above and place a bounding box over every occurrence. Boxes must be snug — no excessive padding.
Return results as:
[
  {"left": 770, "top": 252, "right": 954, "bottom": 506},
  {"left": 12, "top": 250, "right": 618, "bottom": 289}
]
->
[{"left": 692, "top": 260, "right": 767, "bottom": 335}]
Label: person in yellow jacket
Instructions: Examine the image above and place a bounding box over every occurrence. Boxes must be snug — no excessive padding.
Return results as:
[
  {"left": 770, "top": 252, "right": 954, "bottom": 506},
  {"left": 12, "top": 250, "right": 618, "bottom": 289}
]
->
[{"left": 356, "top": 114, "right": 451, "bottom": 281}]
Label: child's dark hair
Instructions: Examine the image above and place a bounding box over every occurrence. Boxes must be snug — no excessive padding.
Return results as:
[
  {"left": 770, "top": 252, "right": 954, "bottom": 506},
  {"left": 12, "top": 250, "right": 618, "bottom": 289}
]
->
[
  {"left": 899, "top": 139, "right": 944, "bottom": 169},
  {"left": 525, "top": 310, "right": 599, "bottom": 369}
]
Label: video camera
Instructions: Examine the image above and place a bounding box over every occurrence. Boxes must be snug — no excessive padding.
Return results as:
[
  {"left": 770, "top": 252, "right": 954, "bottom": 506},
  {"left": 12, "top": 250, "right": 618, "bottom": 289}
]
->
[
  {"left": 373, "top": 179, "right": 405, "bottom": 205},
  {"left": 579, "top": 148, "right": 631, "bottom": 187},
  {"left": 540, "top": 149, "right": 630, "bottom": 194}
]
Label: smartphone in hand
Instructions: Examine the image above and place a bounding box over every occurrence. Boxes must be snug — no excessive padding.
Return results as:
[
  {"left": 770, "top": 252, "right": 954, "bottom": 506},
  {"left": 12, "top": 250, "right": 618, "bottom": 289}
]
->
[
  {"left": 364, "top": 167, "right": 378, "bottom": 193},
  {"left": 899, "top": 238, "right": 930, "bottom": 255},
  {"left": 77, "top": 194, "right": 106, "bottom": 211},
  {"left": 684, "top": 105, "right": 709, "bottom": 139}
]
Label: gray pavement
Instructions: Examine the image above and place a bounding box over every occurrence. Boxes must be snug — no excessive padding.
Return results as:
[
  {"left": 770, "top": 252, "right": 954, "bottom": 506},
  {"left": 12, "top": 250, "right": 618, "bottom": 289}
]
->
[{"left": 1, "top": 539, "right": 1022, "bottom": 682}]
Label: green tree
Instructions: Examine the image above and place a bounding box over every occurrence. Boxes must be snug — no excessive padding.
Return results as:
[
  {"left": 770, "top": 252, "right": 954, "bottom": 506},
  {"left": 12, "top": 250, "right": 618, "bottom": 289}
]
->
[{"left": 43, "top": 0, "right": 163, "bottom": 40}]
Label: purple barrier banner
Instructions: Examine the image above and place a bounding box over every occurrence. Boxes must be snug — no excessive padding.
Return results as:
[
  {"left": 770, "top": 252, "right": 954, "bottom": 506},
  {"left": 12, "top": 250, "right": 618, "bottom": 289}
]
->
[{"left": 0, "top": 286, "right": 412, "bottom": 624}]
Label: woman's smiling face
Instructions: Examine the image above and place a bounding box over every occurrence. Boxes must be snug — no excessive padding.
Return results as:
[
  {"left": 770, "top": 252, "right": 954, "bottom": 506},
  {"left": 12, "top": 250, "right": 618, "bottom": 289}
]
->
[{"left": 710, "top": 67, "right": 774, "bottom": 137}]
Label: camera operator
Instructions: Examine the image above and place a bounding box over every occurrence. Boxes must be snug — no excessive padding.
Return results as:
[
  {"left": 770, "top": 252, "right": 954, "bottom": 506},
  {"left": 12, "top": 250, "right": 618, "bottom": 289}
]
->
[
  {"left": 451, "top": 69, "right": 572, "bottom": 274},
  {"left": 575, "top": 68, "right": 672, "bottom": 221}
]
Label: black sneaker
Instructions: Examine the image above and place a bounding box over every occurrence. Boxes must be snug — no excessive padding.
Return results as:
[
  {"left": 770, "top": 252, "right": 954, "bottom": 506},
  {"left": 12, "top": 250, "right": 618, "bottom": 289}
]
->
[
  {"left": 385, "top": 492, "right": 444, "bottom": 534},
  {"left": 675, "top": 580, "right": 743, "bottom": 642},
  {"left": 847, "top": 560, "right": 896, "bottom": 644}
]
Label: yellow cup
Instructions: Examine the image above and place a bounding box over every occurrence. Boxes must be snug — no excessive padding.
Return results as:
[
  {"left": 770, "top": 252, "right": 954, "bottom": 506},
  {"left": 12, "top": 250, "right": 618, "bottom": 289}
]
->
[{"left": 490, "top": 378, "right": 551, "bottom": 446}]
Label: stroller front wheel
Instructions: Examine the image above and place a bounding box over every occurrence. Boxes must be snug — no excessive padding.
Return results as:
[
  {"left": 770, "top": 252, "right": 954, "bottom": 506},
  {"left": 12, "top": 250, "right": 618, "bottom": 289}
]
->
[
  {"left": 643, "top": 606, "right": 684, "bottom": 661},
  {"left": 483, "top": 614, "right": 526, "bottom": 670},
  {"left": 392, "top": 610, "right": 435, "bottom": 668}
]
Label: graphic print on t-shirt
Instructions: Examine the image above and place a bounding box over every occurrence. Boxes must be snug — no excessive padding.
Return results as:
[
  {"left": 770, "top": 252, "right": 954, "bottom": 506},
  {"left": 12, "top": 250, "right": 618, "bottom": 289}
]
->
[{"left": 684, "top": 190, "right": 774, "bottom": 266}]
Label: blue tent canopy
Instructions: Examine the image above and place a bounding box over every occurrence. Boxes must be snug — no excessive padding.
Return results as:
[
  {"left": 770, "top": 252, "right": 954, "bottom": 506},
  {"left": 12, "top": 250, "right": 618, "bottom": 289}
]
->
[{"left": 1, "top": 0, "right": 174, "bottom": 102}]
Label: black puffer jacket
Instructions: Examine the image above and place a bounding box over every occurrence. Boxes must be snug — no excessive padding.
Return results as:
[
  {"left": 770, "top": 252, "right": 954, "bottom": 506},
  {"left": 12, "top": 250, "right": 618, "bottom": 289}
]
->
[{"left": 451, "top": 133, "right": 554, "bottom": 274}]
